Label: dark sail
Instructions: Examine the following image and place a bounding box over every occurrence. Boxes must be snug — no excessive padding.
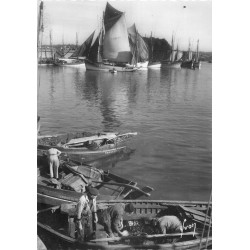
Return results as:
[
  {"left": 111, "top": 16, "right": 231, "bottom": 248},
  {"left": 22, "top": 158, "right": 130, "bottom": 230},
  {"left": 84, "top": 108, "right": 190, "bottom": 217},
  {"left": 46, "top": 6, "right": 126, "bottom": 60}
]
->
[
  {"left": 87, "top": 34, "right": 100, "bottom": 62},
  {"left": 104, "top": 2, "right": 123, "bottom": 32},
  {"left": 70, "top": 31, "right": 95, "bottom": 58}
]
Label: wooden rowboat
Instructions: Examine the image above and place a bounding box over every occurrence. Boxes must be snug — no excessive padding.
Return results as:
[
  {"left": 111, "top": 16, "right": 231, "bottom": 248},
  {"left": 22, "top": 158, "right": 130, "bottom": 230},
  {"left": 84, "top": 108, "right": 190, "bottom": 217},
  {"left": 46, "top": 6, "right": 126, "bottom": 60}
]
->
[
  {"left": 38, "top": 131, "right": 137, "bottom": 162},
  {"left": 37, "top": 153, "right": 153, "bottom": 206},
  {"left": 37, "top": 200, "right": 212, "bottom": 249}
]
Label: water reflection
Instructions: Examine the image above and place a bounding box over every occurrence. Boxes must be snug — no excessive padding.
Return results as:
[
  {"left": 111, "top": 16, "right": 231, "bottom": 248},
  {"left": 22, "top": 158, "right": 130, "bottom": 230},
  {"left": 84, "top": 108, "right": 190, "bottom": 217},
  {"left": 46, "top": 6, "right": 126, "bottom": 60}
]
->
[{"left": 87, "top": 147, "right": 135, "bottom": 170}]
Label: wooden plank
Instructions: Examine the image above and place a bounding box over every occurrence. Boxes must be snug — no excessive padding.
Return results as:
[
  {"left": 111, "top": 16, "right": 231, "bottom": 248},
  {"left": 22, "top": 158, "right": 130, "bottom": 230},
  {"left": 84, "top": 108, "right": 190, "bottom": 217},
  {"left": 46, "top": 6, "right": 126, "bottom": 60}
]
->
[{"left": 90, "top": 232, "right": 199, "bottom": 243}]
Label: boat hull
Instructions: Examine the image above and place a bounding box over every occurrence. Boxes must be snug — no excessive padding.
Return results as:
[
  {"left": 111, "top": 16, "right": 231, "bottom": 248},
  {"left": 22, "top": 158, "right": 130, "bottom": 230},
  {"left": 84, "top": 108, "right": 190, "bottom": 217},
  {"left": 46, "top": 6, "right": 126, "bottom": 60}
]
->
[
  {"left": 161, "top": 61, "right": 182, "bottom": 68},
  {"left": 38, "top": 145, "right": 127, "bottom": 162},
  {"left": 53, "top": 62, "right": 85, "bottom": 68},
  {"left": 136, "top": 61, "right": 149, "bottom": 70},
  {"left": 193, "top": 61, "right": 201, "bottom": 69},
  {"left": 38, "top": 200, "right": 212, "bottom": 249},
  {"left": 148, "top": 62, "right": 162, "bottom": 68},
  {"left": 181, "top": 60, "right": 194, "bottom": 69},
  {"left": 37, "top": 185, "right": 118, "bottom": 206},
  {"left": 85, "top": 60, "right": 137, "bottom": 72}
]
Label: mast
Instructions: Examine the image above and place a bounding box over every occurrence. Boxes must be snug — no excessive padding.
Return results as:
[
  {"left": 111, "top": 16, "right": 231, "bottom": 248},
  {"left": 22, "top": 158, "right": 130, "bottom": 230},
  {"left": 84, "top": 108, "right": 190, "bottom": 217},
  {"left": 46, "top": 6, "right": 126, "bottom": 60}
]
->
[
  {"left": 170, "top": 33, "right": 174, "bottom": 62},
  {"left": 175, "top": 44, "right": 179, "bottom": 61},
  {"left": 188, "top": 39, "right": 192, "bottom": 61},
  {"left": 97, "top": 14, "right": 104, "bottom": 62},
  {"left": 196, "top": 39, "right": 199, "bottom": 62},
  {"left": 49, "top": 30, "right": 53, "bottom": 60},
  {"left": 37, "top": 1, "right": 44, "bottom": 62},
  {"left": 62, "top": 35, "right": 65, "bottom": 57},
  {"left": 76, "top": 32, "right": 78, "bottom": 48},
  {"left": 150, "top": 31, "right": 153, "bottom": 62},
  {"left": 37, "top": 1, "right": 44, "bottom": 56}
]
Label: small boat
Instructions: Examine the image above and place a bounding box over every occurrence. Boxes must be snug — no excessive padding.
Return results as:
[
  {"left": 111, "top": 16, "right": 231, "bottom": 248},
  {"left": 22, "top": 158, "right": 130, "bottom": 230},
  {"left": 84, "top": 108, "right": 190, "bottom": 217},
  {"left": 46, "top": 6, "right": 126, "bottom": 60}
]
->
[
  {"left": 109, "top": 68, "right": 117, "bottom": 74},
  {"left": 37, "top": 131, "right": 137, "bottom": 162},
  {"left": 37, "top": 199, "right": 212, "bottom": 249},
  {"left": 37, "top": 153, "right": 153, "bottom": 206}
]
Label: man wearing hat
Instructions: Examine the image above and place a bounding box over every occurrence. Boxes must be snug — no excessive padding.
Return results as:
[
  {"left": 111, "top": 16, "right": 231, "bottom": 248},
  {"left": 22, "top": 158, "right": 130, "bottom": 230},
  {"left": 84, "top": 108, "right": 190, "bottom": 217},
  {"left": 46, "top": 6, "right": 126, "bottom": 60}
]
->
[
  {"left": 98, "top": 203, "right": 135, "bottom": 238},
  {"left": 76, "top": 186, "right": 99, "bottom": 242}
]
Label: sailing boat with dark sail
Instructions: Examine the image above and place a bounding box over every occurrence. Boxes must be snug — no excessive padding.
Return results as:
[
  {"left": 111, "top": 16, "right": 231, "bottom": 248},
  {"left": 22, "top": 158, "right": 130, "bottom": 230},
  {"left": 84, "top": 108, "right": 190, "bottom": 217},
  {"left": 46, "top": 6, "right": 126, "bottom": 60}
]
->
[
  {"left": 53, "top": 33, "right": 95, "bottom": 68},
  {"left": 181, "top": 40, "right": 194, "bottom": 69},
  {"left": 85, "top": 3, "right": 137, "bottom": 72},
  {"left": 193, "top": 39, "right": 201, "bottom": 69},
  {"left": 162, "top": 34, "right": 182, "bottom": 68},
  {"left": 128, "top": 24, "right": 149, "bottom": 70}
]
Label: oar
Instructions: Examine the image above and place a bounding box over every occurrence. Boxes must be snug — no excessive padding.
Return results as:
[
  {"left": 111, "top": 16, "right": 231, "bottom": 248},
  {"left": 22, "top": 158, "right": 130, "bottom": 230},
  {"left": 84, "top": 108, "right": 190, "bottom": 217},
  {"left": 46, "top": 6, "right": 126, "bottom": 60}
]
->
[
  {"left": 37, "top": 205, "right": 60, "bottom": 214},
  {"left": 90, "top": 232, "right": 199, "bottom": 242},
  {"left": 91, "top": 180, "right": 151, "bottom": 197}
]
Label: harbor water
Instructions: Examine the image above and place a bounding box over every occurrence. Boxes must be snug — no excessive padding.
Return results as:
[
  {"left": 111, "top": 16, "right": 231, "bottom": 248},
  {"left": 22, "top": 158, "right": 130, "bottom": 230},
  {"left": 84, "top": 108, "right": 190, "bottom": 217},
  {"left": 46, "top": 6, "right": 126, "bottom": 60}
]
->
[
  {"left": 38, "top": 63, "right": 212, "bottom": 202},
  {"left": 38, "top": 63, "right": 212, "bottom": 249}
]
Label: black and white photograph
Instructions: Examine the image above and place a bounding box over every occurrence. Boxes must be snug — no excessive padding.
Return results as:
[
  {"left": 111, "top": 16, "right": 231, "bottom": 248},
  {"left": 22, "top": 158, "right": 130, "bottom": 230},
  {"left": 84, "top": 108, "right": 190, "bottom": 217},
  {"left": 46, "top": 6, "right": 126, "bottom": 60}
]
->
[{"left": 36, "top": 0, "right": 212, "bottom": 249}]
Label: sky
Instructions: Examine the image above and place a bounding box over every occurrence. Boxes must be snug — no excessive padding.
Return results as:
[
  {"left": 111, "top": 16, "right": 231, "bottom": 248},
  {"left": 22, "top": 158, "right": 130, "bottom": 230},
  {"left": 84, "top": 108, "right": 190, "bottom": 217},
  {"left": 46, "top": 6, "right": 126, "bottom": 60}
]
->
[{"left": 40, "top": 0, "right": 212, "bottom": 52}]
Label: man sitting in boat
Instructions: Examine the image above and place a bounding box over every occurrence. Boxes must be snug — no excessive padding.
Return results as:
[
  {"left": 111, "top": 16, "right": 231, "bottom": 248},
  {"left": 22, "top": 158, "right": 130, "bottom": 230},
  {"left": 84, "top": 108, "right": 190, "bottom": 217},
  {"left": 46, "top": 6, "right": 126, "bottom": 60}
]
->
[
  {"left": 76, "top": 187, "right": 99, "bottom": 242},
  {"left": 151, "top": 215, "right": 183, "bottom": 234},
  {"left": 47, "top": 148, "right": 61, "bottom": 180},
  {"left": 97, "top": 203, "right": 135, "bottom": 238}
]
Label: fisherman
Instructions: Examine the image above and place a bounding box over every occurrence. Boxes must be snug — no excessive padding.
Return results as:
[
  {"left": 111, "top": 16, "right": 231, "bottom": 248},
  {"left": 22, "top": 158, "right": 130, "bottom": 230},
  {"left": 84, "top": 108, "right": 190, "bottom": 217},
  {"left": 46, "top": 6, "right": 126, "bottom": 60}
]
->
[
  {"left": 151, "top": 215, "right": 183, "bottom": 234},
  {"left": 47, "top": 148, "right": 61, "bottom": 179},
  {"left": 76, "top": 186, "right": 99, "bottom": 242},
  {"left": 98, "top": 203, "right": 135, "bottom": 238}
]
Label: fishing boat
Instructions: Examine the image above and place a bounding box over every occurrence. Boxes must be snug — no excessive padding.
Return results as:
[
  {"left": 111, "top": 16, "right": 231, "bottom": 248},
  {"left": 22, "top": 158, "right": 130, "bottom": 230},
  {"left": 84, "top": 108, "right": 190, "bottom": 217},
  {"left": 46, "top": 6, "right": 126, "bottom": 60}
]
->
[
  {"left": 84, "top": 3, "right": 137, "bottom": 72},
  {"left": 148, "top": 32, "right": 161, "bottom": 69},
  {"left": 162, "top": 34, "right": 182, "bottom": 69},
  {"left": 128, "top": 24, "right": 149, "bottom": 70},
  {"left": 38, "top": 131, "right": 137, "bottom": 162},
  {"left": 37, "top": 199, "right": 212, "bottom": 249},
  {"left": 181, "top": 40, "right": 194, "bottom": 69},
  {"left": 37, "top": 153, "right": 153, "bottom": 206},
  {"left": 193, "top": 40, "right": 201, "bottom": 70},
  {"left": 53, "top": 31, "right": 96, "bottom": 68}
]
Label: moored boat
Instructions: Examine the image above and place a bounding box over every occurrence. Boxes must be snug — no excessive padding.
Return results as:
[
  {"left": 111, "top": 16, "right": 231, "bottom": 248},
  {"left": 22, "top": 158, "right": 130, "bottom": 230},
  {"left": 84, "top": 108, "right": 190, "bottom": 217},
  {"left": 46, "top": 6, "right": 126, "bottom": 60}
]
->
[
  {"left": 181, "top": 40, "right": 194, "bottom": 69},
  {"left": 37, "top": 131, "right": 137, "bottom": 162},
  {"left": 193, "top": 40, "right": 201, "bottom": 70},
  {"left": 128, "top": 23, "right": 149, "bottom": 70},
  {"left": 161, "top": 34, "right": 182, "bottom": 69},
  {"left": 37, "top": 153, "right": 153, "bottom": 206},
  {"left": 37, "top": 199, "right": 212, "bottom": 249}
]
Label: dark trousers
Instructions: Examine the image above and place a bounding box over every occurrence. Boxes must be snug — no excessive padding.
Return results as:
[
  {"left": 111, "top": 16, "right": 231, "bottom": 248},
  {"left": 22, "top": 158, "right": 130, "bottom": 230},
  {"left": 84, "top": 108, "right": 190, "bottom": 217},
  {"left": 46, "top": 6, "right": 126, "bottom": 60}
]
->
[{"left": 76, "top": 210, "right": 93, "bottom": 242}]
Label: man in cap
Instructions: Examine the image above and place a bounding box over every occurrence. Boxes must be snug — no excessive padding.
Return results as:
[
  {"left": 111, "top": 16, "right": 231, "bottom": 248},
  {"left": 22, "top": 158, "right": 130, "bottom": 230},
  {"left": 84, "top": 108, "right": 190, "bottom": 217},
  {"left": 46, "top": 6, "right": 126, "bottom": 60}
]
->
[
  {"left": 76, "top": 186, "right": 99, "bottom": 242},
  {"left": 98, "top": 203, "right": 135, "bottom": 238}
]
